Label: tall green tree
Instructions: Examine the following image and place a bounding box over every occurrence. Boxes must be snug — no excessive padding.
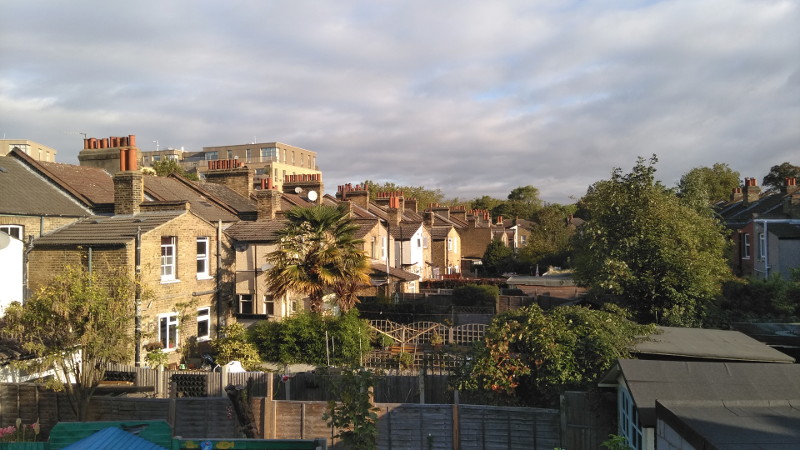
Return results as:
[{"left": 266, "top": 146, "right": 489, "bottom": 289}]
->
[
  {"left": 573, "top": 156, "right": 732, "bottom": 326},
  {"left": 481, "top": 239, "right": 513, "bottom": 276},
  {"left": 521, "top": 203, "right": 577, "bottom": 268},
  {"left": 762, "top": 162, "right": 800, "bottom": 193},
  {"left": 456, "top": 304, "right": 654, "bottom": 407},
  {"left": 469, "top": 195, "right": 504, "bottom": 213},
  {"left": 677, "top": 163, "right": 740, "bottom": 205},
  {"left": 1, "top": 266, "right": 135, "bottom": 420},
  {"left": 492, "top": 185, "right": 543, "bottom": 221},
  {"left": 265, "top": 204, "right": 370, "bottom": 313}
]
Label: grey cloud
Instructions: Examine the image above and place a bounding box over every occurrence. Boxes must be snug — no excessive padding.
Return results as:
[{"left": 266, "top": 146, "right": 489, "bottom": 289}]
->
[{"left": 1, "top": 0, "right": 798, "bottom": 204}]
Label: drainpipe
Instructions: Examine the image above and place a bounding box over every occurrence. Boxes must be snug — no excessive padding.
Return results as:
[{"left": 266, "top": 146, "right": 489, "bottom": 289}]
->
[
  {"left": 216, "top": 220, "right": 222, "bottom": 336},
  {"left": 135, "top": 227, "right": 142, "bottom": 367},
  {"left": 23, "top": 235, "right": 34, "bottom": 301},
  {"left": 754, "top": 219, "right": 800, "bottom": 279}
]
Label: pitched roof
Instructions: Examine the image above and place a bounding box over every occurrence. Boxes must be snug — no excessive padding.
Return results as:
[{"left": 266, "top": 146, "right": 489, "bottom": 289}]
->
[
  {"left": 429, "top": 225, "right": 453, "bottom": 240},
  {"left": 634, "top": 326, "right": 795, "bottom": 363},
  {"left": 608, "top": 359, "right": 800, "bottom": 427},
  {"left": 352, "top": 218, "right": 381, "bottom": 239},
  {"left": 370, "top": 262, "right": 420, "bottom": 282},
  {"left": 718, "top": 192, "right": 792, "bottom": 227},
  {"left": 144, "top": 176, "right": 239, "bottom": 223},
  {"left": 0, "top": 156, "right": 93, "bottom": 217},
  {"left": 201, "top": 182, "right": 258, "bottom": 215},
  {"left": 34, "top": 211, "right": 188, "bottom": 246},
  {"left": 36, "top": 160, "right": 116, "bottom": 206},
  {"left": 389, "top": 222, "right": 423, "bottom": 240},
  {"left": 224, "top": 220, "right": 287, "bottom": 242}
]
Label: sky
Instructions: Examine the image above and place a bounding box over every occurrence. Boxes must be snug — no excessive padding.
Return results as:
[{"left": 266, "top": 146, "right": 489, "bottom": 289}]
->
[{"left": 1, "top": 1, "right": 798, "bottom": 204}]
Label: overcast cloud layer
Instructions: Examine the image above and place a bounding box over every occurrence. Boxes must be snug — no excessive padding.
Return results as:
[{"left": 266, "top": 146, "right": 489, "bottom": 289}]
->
[{"left": 1, "top": 1, "right": 798, "bottom": 204}]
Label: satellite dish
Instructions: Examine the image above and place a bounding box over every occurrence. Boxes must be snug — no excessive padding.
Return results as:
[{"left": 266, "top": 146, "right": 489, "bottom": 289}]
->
[
  {"left": 307, "top": 190, "right": 318, "bottom": 202},
  {"left": 0, "top": 232, "right": 9, "bottom": 250},
  {"left": 234, "top": 242, "right": 249, "bottom": 252},
  {"left": 294, "top": 186, "right": 303, "bottom": 194}
]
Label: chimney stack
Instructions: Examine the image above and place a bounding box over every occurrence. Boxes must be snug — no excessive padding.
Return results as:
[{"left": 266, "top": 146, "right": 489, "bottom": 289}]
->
[
  {"left": 283, "top": 173, "right": 324, "bottom": 204},
  {"left": 730, "top": 187, "right": 743, "bottom": 203},
  {"left": 205, "top": 167, "right": 254, "bottom": 199},
  {"left": 785, "top": 177, "right": 799, "bottom": 195},
  {"left": 743, "top": 177, "right": 761, "bottom": 205},
  {"left": 336, "top": 183, "right": 369, "bottom": 209},
  {"left": 255, "top": 189, "right": 282, "bottom": 220},
  {"left": 113, "top": 171, "right": 144, "bottom": 215}
]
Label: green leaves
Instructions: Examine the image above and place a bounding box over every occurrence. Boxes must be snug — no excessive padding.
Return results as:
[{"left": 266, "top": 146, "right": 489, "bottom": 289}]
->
[
  {"left": 266, "top": 204, "right": 370, "bottom": 313},
  {"left": 1, "top": 265, "right": 135, "bottom": 420},
  {"left": 456, "top": 304, "right": 653, "bottom": 407},
  {"left": 573, "top": 156, "right": 732, "bottom": 325}
]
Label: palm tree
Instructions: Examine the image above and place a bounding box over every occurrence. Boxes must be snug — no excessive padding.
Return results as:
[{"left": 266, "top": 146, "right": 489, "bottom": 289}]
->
[{"left": 265, "top": 204, "right": 370, "bottom": 313}]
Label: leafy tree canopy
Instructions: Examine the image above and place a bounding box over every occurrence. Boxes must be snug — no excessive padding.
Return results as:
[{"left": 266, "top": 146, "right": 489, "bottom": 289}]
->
[
  {"left": 456, "top": 304, "right": 655, "bottom": 407},
  {"left": 481, "top": 239, "right": 514, "bottom": 276},
  {"left": 151, "top": 158, "right": 199, "bottom": 181},
  {"left": 469, "top": 195, "right": 504, "bottom": 213},
  {"left": 762, "top": 162, "right": 800, "bottom": 193},
  {"left": 266, "top": 204, "right": 370, "bottom": 313},
  {"left": 677, "top": 163, "right": 740, "bottom": 205},
  {"left": 363, "top": 180, "right": 446, "bottom": 210},
  {"left": 520, "top": 203, "right": 577, "bottom": 268},
  {"left": 492, "top": 185, "right": 543, "bottom": 220},
  {"left": 1, "top": 266, "right": 135, "bottom": 420},
  {"left": 572, "top": 155, "right": 732, "bottom": 326}
]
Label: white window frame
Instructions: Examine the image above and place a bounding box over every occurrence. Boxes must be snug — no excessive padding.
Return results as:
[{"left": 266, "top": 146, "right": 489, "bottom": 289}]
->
[
  {"left": 196, "top": 237, "right": 210, "bottom": 279},
  {"left": 238, "top": 294, "right": 253, "bottom": 314},
  {"left": 158, "top": 313, "right": 179, "bottom": 351},
  {"left": 742, "top": 233, "right": 750, "bottom": 259},
  {"left": 382, "top": 237, "right": 387, "bottom": 258},
  {"left": 0, "top": 225, "right": 23, "bottom": 240},
  {"left": 264, "top": 295, "right": 275, "bottom": 316},
  {"left": 161, "top": 236, "right": 177, "bottom": 282},
  {"left": 758, "top": 232, "right": 766, "bottom": 259},
  {"left": 196, "top": 307, "right": 210, "bottom": 342}
]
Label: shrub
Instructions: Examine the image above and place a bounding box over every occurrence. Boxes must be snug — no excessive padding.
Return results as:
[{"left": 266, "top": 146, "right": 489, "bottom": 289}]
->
[
  {"left": 452, "top": 284, "right": 499, "bottom": 307},
  {"left": 249, "top": 310, "right": 371, "bottom": 366}
]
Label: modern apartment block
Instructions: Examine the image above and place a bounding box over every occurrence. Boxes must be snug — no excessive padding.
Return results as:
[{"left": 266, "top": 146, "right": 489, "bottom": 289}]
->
[
  {"left": 0, "top": 139, "right": 58, "bottom": 162},
  {"left": 180, "top": 142, "right": 320, "bottom": 192}
]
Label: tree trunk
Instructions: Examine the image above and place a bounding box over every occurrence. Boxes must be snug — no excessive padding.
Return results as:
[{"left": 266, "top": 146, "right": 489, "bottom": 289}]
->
[{"left": 225, "top": 379, "right": 258, "bottom": 438}]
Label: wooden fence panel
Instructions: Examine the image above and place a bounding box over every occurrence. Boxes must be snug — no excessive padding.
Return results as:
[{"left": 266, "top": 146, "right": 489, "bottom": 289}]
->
[
  {"left": 174, "top": 398, "right": 237, "bottom": 438},
  {"left": 561, "top": 390, "right": 616, "bottom": 450},
  {"left": 459, "top": 405, "right": 560, "bottom": 450}
]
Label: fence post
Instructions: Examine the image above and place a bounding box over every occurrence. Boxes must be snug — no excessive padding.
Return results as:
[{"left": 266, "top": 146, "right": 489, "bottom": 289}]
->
[
  {"left": 221, "top": 365, "right": 229, "bottom": 397},
  {"left": 452, "top": 402, "right": 460, "bottom": 450}
]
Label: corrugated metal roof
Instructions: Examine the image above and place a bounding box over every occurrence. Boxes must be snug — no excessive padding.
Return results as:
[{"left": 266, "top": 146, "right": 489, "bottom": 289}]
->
[
  {"left": 63, "top": 426, "right": 168, "bottom": 450},
  {"left": 34, "top": 211, "right": 187, "bottom": 245}
]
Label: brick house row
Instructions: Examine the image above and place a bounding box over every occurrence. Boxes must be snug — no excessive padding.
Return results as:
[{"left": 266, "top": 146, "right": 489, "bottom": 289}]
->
[
  {"left": 1, "top": 135, "right": 527, "bottom": 367},
  {"left": 717, "top": 177, "right": 800, "bottom": 280}
]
